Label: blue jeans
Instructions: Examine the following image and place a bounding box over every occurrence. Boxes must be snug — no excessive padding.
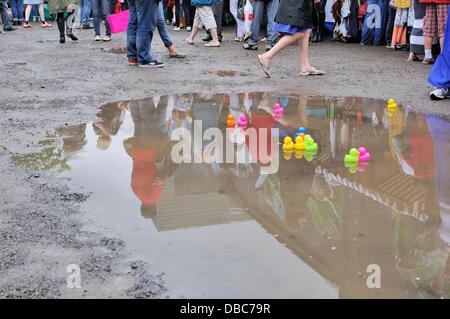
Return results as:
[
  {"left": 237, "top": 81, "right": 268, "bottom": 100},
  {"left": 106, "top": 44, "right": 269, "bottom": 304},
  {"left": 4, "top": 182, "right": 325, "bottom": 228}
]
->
[
  {"left": 92, "top": 0, "right": 111, "bottom": 36},
  {"left": 361, "top": 0, "right": 388, "bottom": 45},
  {"left": 157, "top": 1, "right": 172, "bottom": 48},
  {"left": 248, "top": 0, "right": 279, "bottom": 46},
  {"left": 127, "top": 0, "right": 159, "bottom": 64},
  {"left": 81, "top": 0, "right": 92, "bottom": 26},
  {"left": 9, "top": 0, "right": 24, "bottom": 22},
  {"left": 0, "top": 0, "right": 12, "bottom": 28}
]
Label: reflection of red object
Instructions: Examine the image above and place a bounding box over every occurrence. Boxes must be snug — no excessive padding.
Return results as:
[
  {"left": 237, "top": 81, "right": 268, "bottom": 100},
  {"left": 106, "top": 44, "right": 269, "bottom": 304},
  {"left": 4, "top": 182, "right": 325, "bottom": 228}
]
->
[
  {"left": 130, "top": 148, "right": 164, "bottom": 205},
  {"left": 402, "top": 134, "right": 434, "bottom": 180},
  {"left": 356, "top": 112, "right": 362, "bottom": 126},
  {"left": 246, "top": 114, "right": 276, "bottom": 164},
  {"left": 115, "top": 0, "right": 121, "bottom": 13}
]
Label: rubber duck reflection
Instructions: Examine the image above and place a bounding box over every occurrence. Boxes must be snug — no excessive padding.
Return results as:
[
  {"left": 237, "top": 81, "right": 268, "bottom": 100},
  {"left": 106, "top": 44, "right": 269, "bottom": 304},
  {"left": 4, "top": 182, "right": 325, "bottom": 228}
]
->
[{"left": 124, "top": 100, "right": 178, "bottom": 220}]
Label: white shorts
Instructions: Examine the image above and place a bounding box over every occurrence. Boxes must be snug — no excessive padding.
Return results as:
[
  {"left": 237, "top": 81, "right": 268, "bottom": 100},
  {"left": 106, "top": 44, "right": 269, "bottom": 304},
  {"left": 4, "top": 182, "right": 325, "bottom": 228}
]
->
[{"left": 193, "top": 6, "right": 217, "bottom": 30}]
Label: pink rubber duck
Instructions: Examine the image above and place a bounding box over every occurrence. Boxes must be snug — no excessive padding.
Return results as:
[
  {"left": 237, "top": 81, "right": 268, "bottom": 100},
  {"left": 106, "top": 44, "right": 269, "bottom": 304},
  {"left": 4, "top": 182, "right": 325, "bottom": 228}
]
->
[
  {"left": 237, "top": 114, "right": 247, "bottom": 129},
  {"left": 358, "top": 147, "right": 371, "bottom": 162}
]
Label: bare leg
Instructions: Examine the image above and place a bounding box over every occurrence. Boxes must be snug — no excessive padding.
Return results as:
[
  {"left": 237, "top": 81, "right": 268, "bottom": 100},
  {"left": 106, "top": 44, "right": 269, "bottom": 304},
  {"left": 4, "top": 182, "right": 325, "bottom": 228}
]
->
[
  {"left": 187, "top": 26, "right": 199, "bottom": 41},
  {"left": 24, "top": 5, "right": 31, "bottom": 22},
  {"left": 299, "top": 30, "right": 312, "bottom": 72},
  {"left": 424, "top": 36, "right": 433, "bottom": 51},
  {"left": 440, "top": 36, "right": 444, "bottom": 50},
  {"left": 259, "top": 32, "right": 305, "bottom": 66},
  {"left": 38, "top": 4, "right": 45, "bottom": 22},
  {"left": 208, "top": 27, "right": 219, "bottom": 43}
]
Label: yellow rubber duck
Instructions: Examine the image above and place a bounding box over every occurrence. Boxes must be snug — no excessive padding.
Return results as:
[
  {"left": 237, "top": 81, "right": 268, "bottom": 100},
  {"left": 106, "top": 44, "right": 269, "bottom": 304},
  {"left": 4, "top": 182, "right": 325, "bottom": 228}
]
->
[
  {"left": 294, "top": 136, "right": 305, "bottom": 150},
  {"left": 282, "top": 136, "right": 295, "bottom": 151}
]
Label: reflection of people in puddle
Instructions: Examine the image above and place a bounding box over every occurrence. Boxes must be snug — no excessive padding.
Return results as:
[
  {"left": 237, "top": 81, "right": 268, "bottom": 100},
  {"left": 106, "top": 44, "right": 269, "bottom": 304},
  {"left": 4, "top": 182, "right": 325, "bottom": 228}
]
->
[
  {"left": 391, "top": 114, "right": 450, "bottom": 298},
  {"left": 391, "top": 113, "right": 435, "bottom": 181},
  {"left": 93, "top": 101, "right": 129, "bottom": 151},
  {"left": 308, "top": 173, "right": 343, "bottom": 239},
  {"left": 124, "top": 100, "right": 177, "bottom": 220}
]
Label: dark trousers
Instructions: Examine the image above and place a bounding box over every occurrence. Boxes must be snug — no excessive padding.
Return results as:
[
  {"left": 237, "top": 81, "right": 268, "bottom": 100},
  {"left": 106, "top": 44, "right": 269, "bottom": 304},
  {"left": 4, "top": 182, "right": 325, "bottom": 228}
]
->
[
  {"left": 211, "top": 1, "right": 223, "bottom": 35},
  {"left": 0, "top": 0, "right": 12, "bottom": 29},
  {"left": 386, "top": 5, "right": 396, "bottom": 45}
]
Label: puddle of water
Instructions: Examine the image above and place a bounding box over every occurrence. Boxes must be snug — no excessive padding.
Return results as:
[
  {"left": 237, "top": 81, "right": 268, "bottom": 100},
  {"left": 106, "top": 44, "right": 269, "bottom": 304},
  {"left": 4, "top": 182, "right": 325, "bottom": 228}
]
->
[
  {"left": 204, "top": 70, "right": 238, "bottom": 77},
  {"left": 101, "top": 46, "right": 127, "bottom": 54},
  {"left": 13, "top": 93, "right": 450, "bottom": 298}
]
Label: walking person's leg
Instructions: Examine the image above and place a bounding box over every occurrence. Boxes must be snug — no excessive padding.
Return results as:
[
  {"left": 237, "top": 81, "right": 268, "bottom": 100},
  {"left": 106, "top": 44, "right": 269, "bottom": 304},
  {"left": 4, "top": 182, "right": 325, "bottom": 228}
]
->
[
  {"left": 66, "top": 5, "right": 79, "bottom": 41},
  {"left": 81, "top": 0, "right": 92, "bottom": 28},
  {"left": 203, "top": 6, "right": 219, "bottom": 46},
  {"left": 212, "top": 1, "right": 223, "bottom": 38},
  {"left": 423, "top": 3, "right": 437, "bottom": 63},
  {"left": 0, "top": 0, "right": 15, "bottom": 30},
  {"left": 56, "top": 12, "right": 66, "bottom": 43},
  {"left": 157, "top": 0, "right": 185, "bottom": 57}
]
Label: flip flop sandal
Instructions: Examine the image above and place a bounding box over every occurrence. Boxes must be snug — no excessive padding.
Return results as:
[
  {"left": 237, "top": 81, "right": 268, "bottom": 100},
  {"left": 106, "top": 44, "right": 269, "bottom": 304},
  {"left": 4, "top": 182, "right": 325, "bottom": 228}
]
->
[
  {"left": 407, "top": 55, "right": 419, "bottom": 62},
  {"left": 41, "top": 22, "right": 52, "bottom": 28},
  {"left": 258, "top": 55, "right": 270, "bottom": 78},
  {"left": 300, "top": 69, "right": 325, "bottom": 76},
  {"left": 23, "top": 23, "right": 32, "bottom": 28},
  {"left": 185, "top": 37, "right": 194, "bottom": 45},
  {"left": 243, "top": 43, "right": 258, "bottom": 50}
]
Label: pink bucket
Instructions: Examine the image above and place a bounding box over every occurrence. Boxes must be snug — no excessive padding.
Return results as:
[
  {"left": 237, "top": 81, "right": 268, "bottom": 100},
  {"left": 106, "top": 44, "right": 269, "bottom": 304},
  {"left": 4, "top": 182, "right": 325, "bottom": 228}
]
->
[{"left": 107, "top": 10, "right": 130, "bottom": 34}]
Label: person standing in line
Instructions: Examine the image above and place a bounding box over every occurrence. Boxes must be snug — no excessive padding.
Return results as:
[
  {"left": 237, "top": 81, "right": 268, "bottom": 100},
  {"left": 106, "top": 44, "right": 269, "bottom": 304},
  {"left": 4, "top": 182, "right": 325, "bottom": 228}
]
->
[
  {"left": 311, "top": 0, "right": 327, "bottom": 42},
  {"left": 91, "top": 0, "right": 111, "bottom": 41},
  {"left": 386, "top": 0, "right": 397, "bottom": 48},
  {"left": 257, "top": 0, "right": 325, "bottom": 77},
  {"left": 428, "top": 4, "right": 450, "bottom": 98},
  {"left": 421, "top": 0, "right": 449, "bottom": 64},
  {"left": 49, "top": 0, "right": 79, "bottom": 43},
  {"left": 230, "top": 0, "right": 245, "bottom": 41},
  {"left": 79, "top": 0, "right": 93, "bottom": 28},
  {"left": 0, "top": 0, "right": 17, "bottom": 31},
  {"left": 408, "top": 0, "right": 430, "bottom": 61},
  {"left": 243, "top": 0, "right": 279, "bottom": 51},
  {"left": 127, "top": 0, "right": 165, "bottom": 67},
  {"left": 9, "top": 0, "right": 24, "bottom": 25},
  {"left": 23, "top": 0, "right": 52, "bottom": 28}
]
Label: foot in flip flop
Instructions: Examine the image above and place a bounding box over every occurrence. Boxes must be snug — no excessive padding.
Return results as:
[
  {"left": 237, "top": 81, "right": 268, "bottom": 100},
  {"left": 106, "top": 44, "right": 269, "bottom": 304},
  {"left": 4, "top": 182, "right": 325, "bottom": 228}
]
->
[
  {"left": 299, "top": 68, "right": 326, "bottom": 76},
  {"left": 258, "top": 54, "right": 271, "bottom": 78},
  {"left": 185, "top": 37, "right": 194, "bottom": 45}
]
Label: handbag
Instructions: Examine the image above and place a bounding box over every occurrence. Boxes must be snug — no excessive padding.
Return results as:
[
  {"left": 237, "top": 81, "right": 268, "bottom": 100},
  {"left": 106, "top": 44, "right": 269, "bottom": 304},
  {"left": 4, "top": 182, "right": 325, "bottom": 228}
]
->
[{"left": 107, "top": 9, "right": 130, "bottom": 34}]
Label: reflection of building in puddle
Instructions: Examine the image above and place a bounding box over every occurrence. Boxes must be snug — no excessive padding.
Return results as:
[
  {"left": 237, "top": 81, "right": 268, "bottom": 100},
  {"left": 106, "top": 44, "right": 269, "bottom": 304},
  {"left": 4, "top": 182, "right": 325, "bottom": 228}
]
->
[{"left": 153, "top": 165, "right": 250, "bottom": 232}]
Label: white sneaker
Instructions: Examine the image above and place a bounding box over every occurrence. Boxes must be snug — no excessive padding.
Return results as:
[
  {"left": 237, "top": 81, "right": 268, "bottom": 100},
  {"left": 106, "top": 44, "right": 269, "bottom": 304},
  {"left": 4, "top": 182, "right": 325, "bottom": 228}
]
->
[
  {"left": 430, "top": 88, "right": 450, "bottom": 100},
  {"left": 94, "top": 35, "right": 101, "bottom": 41},
  {"left": 173, "top": 26, "right": 181, "bottom": 31},
  {"left": 186, "top": 26, "right": 192, "bottom": 31}
]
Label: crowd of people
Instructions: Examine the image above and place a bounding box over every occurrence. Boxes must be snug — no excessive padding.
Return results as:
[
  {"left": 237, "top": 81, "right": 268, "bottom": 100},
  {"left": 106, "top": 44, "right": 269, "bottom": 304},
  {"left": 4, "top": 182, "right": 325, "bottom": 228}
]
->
[{"left": 0, "top": 0, "right": 449, "bottom": 99}]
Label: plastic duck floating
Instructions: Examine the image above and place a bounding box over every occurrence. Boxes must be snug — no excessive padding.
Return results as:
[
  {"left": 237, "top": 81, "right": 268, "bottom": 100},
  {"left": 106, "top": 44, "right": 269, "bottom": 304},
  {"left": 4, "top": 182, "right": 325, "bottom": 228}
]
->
[
  {"left": 304, "top": 135, "right": 318, "bottom": 152},
  {"left": 227, "top": 114, "right": 235, "bottom": 128},
  {"left": 237, "top": 114, "right": 247, "bottom": 129},
  {"left": 282, "top": 136, "right": 295, "bottom": 151},
  {"left": 344, "top": 146, "right": 372, "bottom": 173},
  {"left": 294, "top": 136, "right": 305, "bottom": 150}
]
